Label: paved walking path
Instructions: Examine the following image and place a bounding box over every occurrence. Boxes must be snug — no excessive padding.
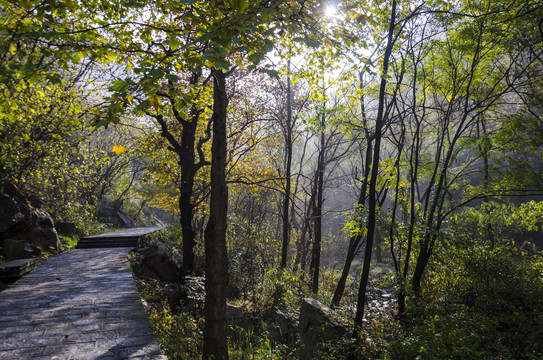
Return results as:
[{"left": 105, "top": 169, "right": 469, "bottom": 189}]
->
[
  {"left": 0, "top": 248, "right": 166, "bottom": 360},
  {"left": 81, "top": 227, "right": 163, "bottom": 239}
]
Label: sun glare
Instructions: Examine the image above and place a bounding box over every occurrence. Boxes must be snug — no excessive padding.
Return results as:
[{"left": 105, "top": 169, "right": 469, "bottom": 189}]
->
[{"left": 325, "top": 5, "right": 337, "bottom": 18}]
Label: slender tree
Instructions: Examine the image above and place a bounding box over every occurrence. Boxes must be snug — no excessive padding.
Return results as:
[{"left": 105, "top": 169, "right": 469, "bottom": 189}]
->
[
  {"left": 280, "top": 59, "right": 294, "bottom": 268},
  {"left": 351, "top": 0, "right": 398, "bottom": 337}
]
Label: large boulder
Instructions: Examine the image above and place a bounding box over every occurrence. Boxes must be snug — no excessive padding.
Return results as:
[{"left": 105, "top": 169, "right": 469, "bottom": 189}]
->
[
  {"left": 131, "top": 241, "right": 184, "bottom": 283},
  {"left": 2, "top": 239, "right": 41, "bottom": 260},
  {"left": 226, "top": 303, "right": 255, "bottom": 340},
  {"left": 0, "top": 180, "right": 30, "bottom": 234},
  {"left": 3, "top": 208, "right": 60, "bottom": 251},
  {"left": 224, "top": 305, "right": 296, "bottom": 347},
  {"left": 262, "top": 309, "right": 296, "bottom": 345},
  {"left": 0, "top": 181, "right": 60, "bottom": 260},
  {"left": 56, "top": 222, "right": 76, "bottom": 236},
  {"left": 299, "top": 298, "right": 347, "bottom": 360}
]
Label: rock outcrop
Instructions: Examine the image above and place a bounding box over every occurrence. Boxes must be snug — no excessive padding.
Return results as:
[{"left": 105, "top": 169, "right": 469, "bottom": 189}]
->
[
  {"left": 299, "top": 298, "right": 347, "bottom": 360},
  {"left": 0, "top": 181, "right": 30, "bottom": 234},
  {"left": 262, "top": 308, "right": 296, "bottom": 345},
  {"left": 2, "top": 240, "right": 41, "bottom": 260},
  {"left": 226, "top": 303, "right": 255, "bottom": 335},
  {"left": 3, "top": 208, "right": 60, "bottom": 249},
  {"left": 0, "top": 181, "right": 60, "bottom": 260},
  {"left": 225, "top": 304, "right": 297, "bottom": 347},
  {"left": 131, "top": 241, "right": 184, "bottom": 283},
  {"left": 56, "top": 222, "right": 76, "bottom": 236}
]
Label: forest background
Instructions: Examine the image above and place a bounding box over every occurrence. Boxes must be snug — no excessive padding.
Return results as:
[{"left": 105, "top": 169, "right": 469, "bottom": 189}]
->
[{"left": 1, "top": 0, "right": 543, "bottom": 359}]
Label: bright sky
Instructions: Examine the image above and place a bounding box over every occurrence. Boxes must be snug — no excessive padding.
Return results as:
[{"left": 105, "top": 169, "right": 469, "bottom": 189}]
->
[{"left": 325, "top": 5, "right": 338, "bottom": 18}]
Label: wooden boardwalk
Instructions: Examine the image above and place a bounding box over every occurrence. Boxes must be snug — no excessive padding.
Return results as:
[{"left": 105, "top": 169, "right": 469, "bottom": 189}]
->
[{"left": 0, "top": 247, "right": 166, "bottom": 359}]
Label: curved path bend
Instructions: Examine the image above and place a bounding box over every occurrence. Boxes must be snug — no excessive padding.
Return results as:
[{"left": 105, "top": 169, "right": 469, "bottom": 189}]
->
[{"left": 0, "top": 247, "right": 166, "bottom": 360}]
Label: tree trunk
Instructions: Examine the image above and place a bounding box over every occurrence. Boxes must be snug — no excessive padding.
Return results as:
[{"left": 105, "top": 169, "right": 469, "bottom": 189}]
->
[
  {"left": 332, "top": 70, "right": 374, "bottom": 308},
  {"left": 331, "top": 233, "right": 362, "bottom": 307},
  {"left": 298, "top": 163, "right": 319, "bottom": 274},
  {"left": 311, "top": 127, "right": 325, "bottom": 294},
  {"left": 153, "top": 70, "right": 204, "bottom": 278},
  {"left": 203, "top": 68, "right": 229, "bottom": 360},
  {"left": 352, "top": 128, "right": 381, "bottom": 337},
  {"left": 411, "top": 243, "right": 431, "bottom": 295},
  {"left": 280, "top": 59, "right": 293, "bottom": 269},
  {"left": 331, "top": 140, "right": 372, "bottom": 308},
  {"left": 351, "top": 0, "right": 397, "bottom": 339},
  {"left": 293, "top": 206, "right": 309, "bottom": 271},
  {"left": 180, "top": 113, "right": 198, "bottom": 277},
  {"left": 292, "top": 133, "right": 313, "bottom": 272}
]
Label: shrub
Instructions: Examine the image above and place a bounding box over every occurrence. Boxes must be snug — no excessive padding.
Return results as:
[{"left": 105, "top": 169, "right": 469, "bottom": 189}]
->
[{"left": 387, "top": 244, "right": 543, "bottom": 360}]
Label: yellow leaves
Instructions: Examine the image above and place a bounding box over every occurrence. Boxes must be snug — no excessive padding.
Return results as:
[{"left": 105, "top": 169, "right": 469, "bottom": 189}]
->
[
  {"left": 112, "top": 145, "right": 128, "bottom": 155},
  {"left": 9, "top": 43, "right": 16, "bottom": 56},
  {"left": 148, "top": 94, "right": 161, "bottom": 111},
  {"left": 346, "top": 9, "right": 366, "bottom": 24}
]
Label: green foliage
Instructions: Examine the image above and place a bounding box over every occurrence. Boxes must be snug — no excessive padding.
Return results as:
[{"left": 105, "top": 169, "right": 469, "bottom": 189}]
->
[
  {"left": 149, "top": 308, "right": 203, "bottom": 359},
  {"left": 0, "top": 76, "right": 107, "bottom": 234},
  {"left": 53, "top": 200, "right": 107, "bottom": 237},
  {"left": 58, "top": 234, "right": 78, "bottom": 251},
  {"left": 451, "top": 201, "right": 543, "bottom": 245},
  {"left": 0, "top": 0, "right": 127, "bottom": 87},
  {"left": 227, "top": 210, "right": 282, "bottom": 301},
  {"left": 491, "top": 113, "right": 543, "bottom": 191},
  {"left": 229, "top": 327, "right": 291, "bottom": 360},
  {"left": 0, "top": 79, "right": 87, "bottom": 181},
  {"left": 228, "top": 226, "right": 308, "bottom": 311},
  {"left": 0, "top": 1, "right": 542, "bottom": 359},
  {"left": 0, "top": 64, "right": 146, "bottom": 233},
  {"left": 131, "top": 265, "right": 205, "bottom": 358},
  {"left": 138, "top": 226, "right": 183, "bottom": 250},
  {"left": 388, "top": 244, "right": 543, "bottom": 360}
]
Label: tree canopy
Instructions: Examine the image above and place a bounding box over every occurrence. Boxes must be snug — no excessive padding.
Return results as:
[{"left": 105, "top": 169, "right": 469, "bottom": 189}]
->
[{"left": 1, "top": 0, "right": 542, "bottom": 358}]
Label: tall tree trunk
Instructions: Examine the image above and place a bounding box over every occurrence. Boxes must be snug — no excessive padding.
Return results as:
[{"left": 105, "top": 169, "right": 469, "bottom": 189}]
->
[
  {"left": 410, "top": 20, "right": 483, "bottom": 302},
  {"left": 411, "top": 242, "right": 432, "bottom": 295},
  {"left": 299, "top": 160, "right": 319, "bottom": 274},
  {"left": 397, "top": 130, "right": 420, "bottom": 315},
  {"left": 203, "top": 68, "right": 229, "bottom": 360},
  {"left": 180, "top": 110, "right": 198, "bottom": 277},
  {"left": 331, "top": 140, "right": 372, "bottom": 308},
  {"left": 154, "top": 70, "right": 204, "bottom": 277},
  {"left": 477, "top": 116, "right": 494, "bottom": 247},
  {"left": 292, "top": 133, "right": 312, "bottom": 272},
  {"left": 293, "top": 203, "right": 310, "bottom": 271},
  {"left": 280, "top": 59, "right": 293, "bottom": 269},
  {"left": 351, "top": 0, "right": 397, "bottom": 339},
  {"left": 331, "top": 70, "right": 372, "bottom": 308},
  {"left": 397, "top": 39, "right": 426, "bottom": 314},
  {"left": 311, "top": 115, "right": 325, "bottom": 294}
]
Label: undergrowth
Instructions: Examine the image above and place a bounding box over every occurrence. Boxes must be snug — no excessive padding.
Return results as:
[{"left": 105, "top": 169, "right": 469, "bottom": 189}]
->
[{"left": 130, "top": 226, "right": 543, "bottom": 359}]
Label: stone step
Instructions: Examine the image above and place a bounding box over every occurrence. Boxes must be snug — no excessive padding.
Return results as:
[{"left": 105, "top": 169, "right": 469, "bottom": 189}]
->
[
  {"left": 75, "top": 227, "right": 162, "bottom": 249},
  {"left": 76, "top": 236, "right": 138, "bottom": 249},
  {"left": 0, "top": 258, "right": 40, "bottom": 280}
]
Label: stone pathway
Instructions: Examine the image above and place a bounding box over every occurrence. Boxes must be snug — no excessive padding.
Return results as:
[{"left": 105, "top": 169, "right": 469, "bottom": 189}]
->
[
  {"left": 80, "top": 227, "right": 163, "bottom": 240},
  {"left": 0, "top": 248, "right": 166, "bottom": 359}
]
